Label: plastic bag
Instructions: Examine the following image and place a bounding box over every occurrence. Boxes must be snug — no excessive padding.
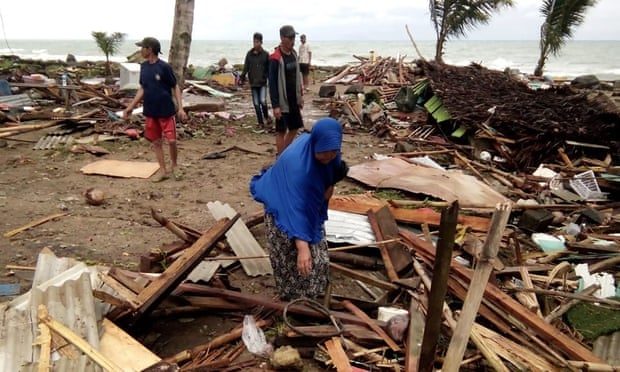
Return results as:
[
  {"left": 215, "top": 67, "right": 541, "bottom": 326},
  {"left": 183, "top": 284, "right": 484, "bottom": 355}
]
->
[{"left": 241, "top": 315, "right": 273, "bottom": 357}]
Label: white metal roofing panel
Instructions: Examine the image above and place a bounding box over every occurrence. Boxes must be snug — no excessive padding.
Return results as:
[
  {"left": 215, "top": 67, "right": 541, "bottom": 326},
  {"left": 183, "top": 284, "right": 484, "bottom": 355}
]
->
[
  {"left": 186, "top": 261, "right": 220, "bottom": 283},
  {"left": 207, "top": 201, "right": 272, "bottom": 276},
  {"left": 325, "top": 209, "right": 377, "bottom": 244},
  {"left": 0, "top": 250, "right": 103, "bottom": 372}
]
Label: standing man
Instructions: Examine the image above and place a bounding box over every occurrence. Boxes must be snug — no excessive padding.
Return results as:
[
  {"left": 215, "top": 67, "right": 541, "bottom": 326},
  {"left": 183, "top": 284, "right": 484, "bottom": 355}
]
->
[
  {"left": 299, "top": 34, "right": 312, "bottom": 91},
  {"left": 240, "top": 32, "right": 271, "bottom": 128},
  {"left": 269, "top": 25, "right": 303, "bottom": 155},
  {"left": 123, "top": 37, "right": 187, "bottom": 182}
]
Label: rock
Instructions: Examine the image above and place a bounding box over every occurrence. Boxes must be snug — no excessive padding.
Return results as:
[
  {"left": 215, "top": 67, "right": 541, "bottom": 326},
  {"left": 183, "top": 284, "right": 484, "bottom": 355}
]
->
[
  {"left": 318, "top": 84, "right": 337, "bottom": 98},
  {"left": 571, "top": 74, "right": 600, "bottom": 89},
  {"left": 66, "top": 54, "right": 77, "bottom": 65},
  {"left": 270, "top": 346, "right": 303, "bottom": 370},
  {"left": 344, "top": 84, "right": 364, "bottom": 95}
]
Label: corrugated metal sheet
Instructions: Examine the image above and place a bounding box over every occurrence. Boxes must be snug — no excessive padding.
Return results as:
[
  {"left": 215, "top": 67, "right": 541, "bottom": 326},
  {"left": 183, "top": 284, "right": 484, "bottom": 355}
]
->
[
  {"left": 0, "top": 93, "right": 34, "bottom": 108},
  {"left": 0, "top": 250, "right": 104, "bottom": 372},
  {"left": 325, "top": 209, "right": 376, "bottom": 244},
  {"left": 207, "top": 201, "right": 272, "bottom": 276},
  {"left": 186, "top": 261, "right": 220, "bottom": 283},
  {"left": 593, "top": 331, "right": 620, "bottom": 366},
  {"left": 33, "top": 134, "right": 74, "bottom": 150}
]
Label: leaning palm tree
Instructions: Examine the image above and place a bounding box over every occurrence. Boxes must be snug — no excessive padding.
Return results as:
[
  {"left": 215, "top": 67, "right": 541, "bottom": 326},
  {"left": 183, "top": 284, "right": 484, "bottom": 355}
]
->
[
  {"left": 91, "top": 31, "right": 126, "bottom": 77},
  {"left": 169, "top": 0, "right": 195, "bottom": 87},
  {"left": 429, "top": 0, "right": 514, "bottom": 63},
  {"left": 534, "top": 0, "right": 598, "bottom": 77}
]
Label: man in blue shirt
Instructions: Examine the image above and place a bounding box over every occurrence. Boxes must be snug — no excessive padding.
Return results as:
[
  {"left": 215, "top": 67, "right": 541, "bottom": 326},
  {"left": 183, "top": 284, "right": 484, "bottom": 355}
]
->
[{"left": 123, "top": 37, "right": 187, "bottom": 182}]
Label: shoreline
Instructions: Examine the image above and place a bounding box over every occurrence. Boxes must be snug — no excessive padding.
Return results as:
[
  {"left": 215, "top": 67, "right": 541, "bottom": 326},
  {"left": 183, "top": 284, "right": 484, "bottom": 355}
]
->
[{"left": 1, "top": 39, "right": 619, "bottom": 80}]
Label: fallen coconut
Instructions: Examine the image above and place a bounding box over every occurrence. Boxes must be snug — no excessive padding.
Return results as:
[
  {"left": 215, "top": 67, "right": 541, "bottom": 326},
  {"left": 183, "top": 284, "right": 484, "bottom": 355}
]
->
[{"left": 84, "top": 188, "right": 105, "bottom": 206}]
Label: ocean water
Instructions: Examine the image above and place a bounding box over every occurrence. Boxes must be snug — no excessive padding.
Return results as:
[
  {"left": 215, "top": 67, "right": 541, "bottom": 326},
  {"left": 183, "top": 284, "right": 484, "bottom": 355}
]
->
[{"left": 1, "top": 39, "right": 619, "bottom": 80}]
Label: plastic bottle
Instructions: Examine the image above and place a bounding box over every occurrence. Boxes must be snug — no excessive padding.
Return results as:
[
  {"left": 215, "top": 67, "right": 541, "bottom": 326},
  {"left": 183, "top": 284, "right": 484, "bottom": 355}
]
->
[{"left": 61, "top": 73, "right": 67, "bottom": 87}]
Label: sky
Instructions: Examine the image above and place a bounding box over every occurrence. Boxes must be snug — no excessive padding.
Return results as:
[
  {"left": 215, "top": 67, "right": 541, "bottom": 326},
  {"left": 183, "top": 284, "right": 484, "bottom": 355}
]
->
[{"left": 1, "top": 0, "right": 618, "bottom": 41}]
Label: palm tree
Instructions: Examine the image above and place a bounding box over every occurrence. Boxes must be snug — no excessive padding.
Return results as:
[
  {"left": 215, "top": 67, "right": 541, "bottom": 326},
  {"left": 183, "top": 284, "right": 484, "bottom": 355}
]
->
[
  {"left": 91, "top": 31, "right": 126, "bottom": 77},
  {"left": 534, "top": 0, "right": 598, "bottom": 77},
  {"left": 429, "top": 0, "right": 514, "bottom": 63},
  {"left": 169, "top": 0, "right": 195, "bottom": 87}
]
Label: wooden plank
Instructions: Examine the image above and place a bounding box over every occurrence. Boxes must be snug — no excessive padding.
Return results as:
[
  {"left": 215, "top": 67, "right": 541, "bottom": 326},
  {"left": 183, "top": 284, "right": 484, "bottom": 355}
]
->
[
  {"left": 419, "top": 201, "right": 459, "bottom": 372},
  {"left": 342, "top": 300, "right": 401, "bottom": 352},
  {"left": 330, "top": 195, "right": 491, "bottom": 231},
  {"left": 178, "top": 284, "right": 384, "bottom": 328},
  {"left": 108, "top": 267, "right": 145, "bottom": 294},
  {"left": 36, "top": 322, "right": 52, "bottom": 372},
  {"left": 4, "top": 212, "right": 69, "bottom": 238},
  {"left": 330, "top": 262, "right": 398, "bottom": 291},
  {"left": 405, "top": 299, "right": 425, "bottom": 372},
  {"left": 442, "top": 202, "right": 511, "bottom": 372},
  {"left": 325, "top": 337, "right": 352, "bottom": 372},
  {"left": 367, "top": 209, "right": 400, "bottom": 281},
  {"left": 372, "top": 206, "right": 413, "bottom": 272},
  {"left": 37, "top": 305, "right": 123, "bottom": 372},
  {"left": 99, "top": 273, "right": 142, "bottom": 309},
  {"left": 99, "top": 318, "right": 161, "bottom": 371},
  {"left": 401, "top": 228, "right": 604, "bottom": 363},
  {"left": 134, "top": 215, "right": 239, "bottom": 316}
]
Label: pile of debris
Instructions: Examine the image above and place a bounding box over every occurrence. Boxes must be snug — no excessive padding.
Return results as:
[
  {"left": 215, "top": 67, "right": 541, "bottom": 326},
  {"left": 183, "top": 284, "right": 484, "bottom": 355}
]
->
[{"left": 324, "top": 55, "right": 420, "bottom": 86}]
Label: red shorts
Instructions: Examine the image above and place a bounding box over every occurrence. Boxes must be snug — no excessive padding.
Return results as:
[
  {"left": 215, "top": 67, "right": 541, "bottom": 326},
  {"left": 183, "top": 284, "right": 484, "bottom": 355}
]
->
[{"left": 144, "top": 116, "right": 177, "bottom": 142}]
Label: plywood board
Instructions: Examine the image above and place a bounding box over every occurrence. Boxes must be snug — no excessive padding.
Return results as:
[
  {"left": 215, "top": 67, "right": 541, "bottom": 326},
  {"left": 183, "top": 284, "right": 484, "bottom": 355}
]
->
[
  {"left": 349, "top": 158, "right": 507, "bottom": 206},
  {"left": 99, "top": 318, "right": 161, "bottom": 371},
  {"left": 80, "top": 160, "right": 159, "bottom": 178}
]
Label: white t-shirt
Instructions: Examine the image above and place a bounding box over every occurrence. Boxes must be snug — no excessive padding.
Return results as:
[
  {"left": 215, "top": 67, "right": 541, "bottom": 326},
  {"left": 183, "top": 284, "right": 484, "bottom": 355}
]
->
[{"left": 299, "top": 43, "right": 311, "bottom": 64}]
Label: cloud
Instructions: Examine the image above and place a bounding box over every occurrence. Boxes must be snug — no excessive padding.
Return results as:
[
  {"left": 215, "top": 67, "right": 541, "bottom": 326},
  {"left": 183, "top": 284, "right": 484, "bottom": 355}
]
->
[{"left": 1, "top": 0, "right": 618, "bottom": 40}]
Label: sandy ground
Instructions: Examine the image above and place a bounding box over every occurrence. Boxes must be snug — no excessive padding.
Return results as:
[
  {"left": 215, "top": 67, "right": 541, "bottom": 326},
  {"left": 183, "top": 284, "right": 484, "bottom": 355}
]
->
[{"left": 0, "top": 84, "right": 391, "bottom": 279}]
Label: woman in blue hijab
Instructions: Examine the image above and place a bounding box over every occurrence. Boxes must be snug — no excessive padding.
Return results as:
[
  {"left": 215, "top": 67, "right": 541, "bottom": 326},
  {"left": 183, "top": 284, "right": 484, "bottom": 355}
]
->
[{"left": 250, "top": 117, "right": 347, "bottom": 299}]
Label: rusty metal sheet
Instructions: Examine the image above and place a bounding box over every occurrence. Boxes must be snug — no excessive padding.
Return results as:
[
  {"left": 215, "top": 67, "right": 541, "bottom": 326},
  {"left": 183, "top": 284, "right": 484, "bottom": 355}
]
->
[
  {"left": 207, "top": 201, "right": 272, "bottom": 276},
  {"left": 348, "top": 158, "right": 508, "bottom": 206}
]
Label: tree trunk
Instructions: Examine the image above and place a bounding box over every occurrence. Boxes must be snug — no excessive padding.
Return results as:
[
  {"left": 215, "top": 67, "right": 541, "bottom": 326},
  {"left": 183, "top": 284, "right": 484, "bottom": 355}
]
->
[
  {"left": 435, "top": 35, "right": 445, "bottom": 64},
  {"left": 168, "top": 0, "right": 195, "bottom": 88},
  {"left": 534, "top": 42, "right": 549, "bottom": 77}
]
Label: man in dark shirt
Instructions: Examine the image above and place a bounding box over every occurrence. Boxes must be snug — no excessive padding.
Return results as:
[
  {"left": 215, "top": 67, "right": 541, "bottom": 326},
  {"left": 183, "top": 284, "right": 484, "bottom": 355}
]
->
[
  {"left": 123, "top": 37, "right": 187, "bottom": 182},
  {"left": 240, "top": 32, "right": 271, "bottom": 128},
  {"left": 269, "top": 25, "right": 303, "bottom": 155}
]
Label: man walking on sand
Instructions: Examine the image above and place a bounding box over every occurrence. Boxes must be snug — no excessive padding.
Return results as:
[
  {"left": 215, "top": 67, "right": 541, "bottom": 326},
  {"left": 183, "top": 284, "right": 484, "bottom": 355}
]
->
[
  {"left": 240, "top": 32, "right": 271, "bottom": 129},
  {"left": 123, "top": 37, "right": 187, "bottom": 182},
  {"left": 299, "top": 34, "right": 312, "bottom": 91},
  {"left": 269, "top": 25, "right": 303, "bottom": 155}
]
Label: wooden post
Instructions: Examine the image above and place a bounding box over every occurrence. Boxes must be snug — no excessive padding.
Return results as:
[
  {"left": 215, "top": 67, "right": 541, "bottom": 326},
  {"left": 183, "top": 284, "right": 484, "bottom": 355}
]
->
[
  {"left": 405, "top": 297, "right": 425, "bottom": 372},
  {"left": 442, "top": 202, "right": 511, "bottom": 372},
  {"left": 418, "top": 201, "right": 459, "bottom": 372}
]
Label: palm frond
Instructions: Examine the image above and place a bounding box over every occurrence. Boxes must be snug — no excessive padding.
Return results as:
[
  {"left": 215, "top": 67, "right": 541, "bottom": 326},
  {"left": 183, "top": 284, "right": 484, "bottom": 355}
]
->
[
  {"left": 429, "top": 0, "right": 514, "bottom": 39},
  {"left": 540, "top": 0, "right": 598, "bottom": 55}
]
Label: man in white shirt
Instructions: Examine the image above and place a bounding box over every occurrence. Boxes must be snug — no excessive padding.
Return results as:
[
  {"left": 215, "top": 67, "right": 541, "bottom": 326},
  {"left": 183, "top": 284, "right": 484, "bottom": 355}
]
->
[{"left": 298, "top": 34, "right": 312, "bottom": 91}]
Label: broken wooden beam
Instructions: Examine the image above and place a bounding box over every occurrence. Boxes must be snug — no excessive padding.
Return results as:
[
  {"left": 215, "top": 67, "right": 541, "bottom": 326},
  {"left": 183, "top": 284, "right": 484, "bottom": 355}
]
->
[
  {"left": 442, "top": 202, "right": 511, "bottom": 372},
  {"left": 341, "top": 300, "right": 401, "bottom": 352},
  {"left": 131, "top": 215, "right": 239, "bottom": 318},
  {"left": 418, "top": 201, "right": 459, "bottom": 371}
]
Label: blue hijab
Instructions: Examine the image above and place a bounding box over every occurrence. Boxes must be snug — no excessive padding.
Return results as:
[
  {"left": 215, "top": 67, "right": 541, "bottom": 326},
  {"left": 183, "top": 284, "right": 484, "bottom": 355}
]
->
[{"left": 250, "top": 118, "right": 343, "bottom": 244}]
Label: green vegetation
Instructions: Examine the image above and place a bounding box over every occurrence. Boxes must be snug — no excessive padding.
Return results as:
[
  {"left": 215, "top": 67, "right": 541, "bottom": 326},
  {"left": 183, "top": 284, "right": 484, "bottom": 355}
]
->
[
  {"left": 428, "top": 0, "right": 514, "bottom": 63},
  {"left": 566, "top": 300, "right": 620, "bottom": 340},
  {"left": 91, "top": 31, "right": 126, "bottom": 77},
  {"left": 534, "top": 0, "right": 599, "bottom": 76}
]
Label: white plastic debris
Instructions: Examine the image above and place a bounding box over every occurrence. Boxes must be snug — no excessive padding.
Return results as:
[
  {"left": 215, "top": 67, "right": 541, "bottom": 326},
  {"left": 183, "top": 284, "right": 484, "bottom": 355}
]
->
[
  {"left": 409, "top": 155, "right": 445, "bottom": 170},
  {"left": 574, "top": 264, "right": 616, "bottom": 299},
  {"left": 531, "top": 233, "right": 565, "bottom": 253},
  {"left": 533, "top": 164, "right": 557, "bottom": 179},
  {"left": 242, "top": 315, "right": 273, "bottom": 357}
]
